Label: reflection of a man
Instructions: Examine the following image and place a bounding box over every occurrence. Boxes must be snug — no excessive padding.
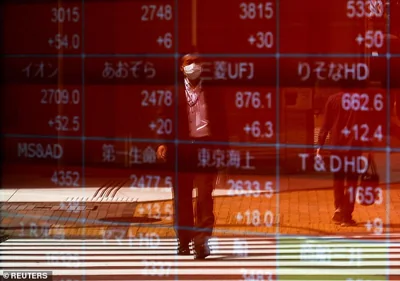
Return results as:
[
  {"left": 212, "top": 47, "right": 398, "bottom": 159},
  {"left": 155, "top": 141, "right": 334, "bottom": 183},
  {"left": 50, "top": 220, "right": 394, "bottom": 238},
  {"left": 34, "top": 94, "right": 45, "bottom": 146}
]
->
[
  {"left": 317, "top": 90, "right": 371, "bottom": 226},
  {"left": 157, "top": 54, "right": 221, "bottom": 259}
]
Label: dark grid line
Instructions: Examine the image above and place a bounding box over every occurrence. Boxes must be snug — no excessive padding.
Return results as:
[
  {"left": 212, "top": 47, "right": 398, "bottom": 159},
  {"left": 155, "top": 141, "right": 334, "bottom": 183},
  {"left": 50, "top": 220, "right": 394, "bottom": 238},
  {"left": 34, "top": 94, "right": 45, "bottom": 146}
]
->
[
  {"left": 386, "top": 1, "right": 391, "bottom": 279},
  {"left": 4, "top": 53, "right": 400, "bottom": 58},
  {"left": 2, "top": 133, "right": 392, "bottom": 152},
  {"left": 80, "top": 0, "right": 87, "bottom": 280},
  {"left": 275, "top": 1, "right": 281, "bottom": 280},
  {"left": 173, "top": 0, "right": 179, "bottom": 279}
]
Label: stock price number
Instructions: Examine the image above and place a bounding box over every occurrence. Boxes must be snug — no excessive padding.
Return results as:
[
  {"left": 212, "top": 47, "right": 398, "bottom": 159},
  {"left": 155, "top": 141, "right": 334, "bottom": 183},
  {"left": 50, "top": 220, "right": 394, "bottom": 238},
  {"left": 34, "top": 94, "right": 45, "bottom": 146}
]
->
[
  {"left": 41, "top": 89, "right": 80, "bottom": 105},
  {"left": 348, "top": 186, "right": 383, "bottom": 205},
  {"left": 227, "top": 179, "right": 274, "bottom": 198},
  {"left": 141, "top": 5, "right": 173, "bottom": 21},
  {"left": 236, "top": 209, "right": 274, "bottom": 227},
  {"left": 236, "top": 91, "right": 272, "bottom": 109},
  {"left": 361, "top": 30, "right": 384, "bottom": 49},
  {"left": 149, "top": 118, "right": 173, "bottom": 135},
  {"left": 137, "top": 202, "right": 172, "bottom": 221},
  {"left": 156, "top": 33, "right": 173, "bottom": 49},
  {"left": 240, "top": 269, "right": 273, "bottom": 281},
  {"left": 51, "top": 7, "right": 80, "bottom": 23},
  {"left": 48, "top": 115, "right": 80, "bottom": 132},
  {"left": 341, "top": 93, "right": 384, "bottom": 112},
  {"left": 51, "top": 170, "right": 80, "bottom": 187},
  {"left": 130, "top": 174, "right": 173, "bottom": 188},
  {"left": 346, "top": 0, "right": 384, "bottom": 18},
  {"left": 249, "top": 32, "right": 274, "bottom": 49},
  {"left": 244, "top": 120, "right": 274, "bottom": 139},
  {"left": 365, "top": 217, "right": 383, "bottom": 234},
  {"left": 142, "top": 260, "right": 172, "bottom": 277},
  {"left": 239, "top": 2, "right": 274, "bottom": 20},
  {"left": 141, "top": 90, "right": 173, "bottom": 107},
  {"left": 49, "top": 33, "right": 80, "bottom": 50},
  {"left": 341, "top": 124, "right": 383, "bottom": 142}
]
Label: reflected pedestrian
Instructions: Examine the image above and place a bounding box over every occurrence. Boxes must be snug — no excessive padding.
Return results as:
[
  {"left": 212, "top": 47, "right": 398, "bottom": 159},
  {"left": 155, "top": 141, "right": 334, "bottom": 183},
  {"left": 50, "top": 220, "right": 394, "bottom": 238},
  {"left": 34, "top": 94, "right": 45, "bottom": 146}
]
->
[
  {"left": 157, "top": 53, "right": 223, "bottom": 259},
  {"left": 316, "top": 91, "right": 367, "bottom": 226}
]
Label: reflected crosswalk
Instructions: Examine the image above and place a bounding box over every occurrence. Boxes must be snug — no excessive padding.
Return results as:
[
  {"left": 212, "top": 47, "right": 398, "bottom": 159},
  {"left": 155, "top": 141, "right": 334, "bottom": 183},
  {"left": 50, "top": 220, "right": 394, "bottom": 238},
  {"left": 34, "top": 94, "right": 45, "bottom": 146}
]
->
[{"left": 1, "top": 235, "right": 399, "bottom": 281}]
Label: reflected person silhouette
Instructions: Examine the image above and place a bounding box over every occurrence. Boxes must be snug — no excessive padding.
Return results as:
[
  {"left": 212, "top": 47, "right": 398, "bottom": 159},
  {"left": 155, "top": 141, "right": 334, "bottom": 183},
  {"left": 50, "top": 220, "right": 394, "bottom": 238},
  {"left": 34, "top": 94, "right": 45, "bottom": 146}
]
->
[
  {"left": 157, "top": 53, "right": 220, "bottom": 259},
  {"left": 317, "top": 90, "right": 371, "bottom": 227}
]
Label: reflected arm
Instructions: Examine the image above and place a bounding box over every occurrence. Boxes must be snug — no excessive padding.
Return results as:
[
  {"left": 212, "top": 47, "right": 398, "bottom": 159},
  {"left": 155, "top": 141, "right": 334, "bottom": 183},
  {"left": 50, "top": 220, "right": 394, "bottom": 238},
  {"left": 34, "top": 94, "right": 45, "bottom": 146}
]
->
[{"left": 317, "top": 96, "right": 334, "bottom": 150}]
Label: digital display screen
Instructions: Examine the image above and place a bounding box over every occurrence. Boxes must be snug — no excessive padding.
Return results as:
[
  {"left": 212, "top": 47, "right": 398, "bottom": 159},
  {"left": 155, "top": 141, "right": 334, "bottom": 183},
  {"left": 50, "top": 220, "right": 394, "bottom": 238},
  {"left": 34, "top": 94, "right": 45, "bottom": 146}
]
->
[{"left": 1, "top": 0, "right": 400, "bottom": 280}]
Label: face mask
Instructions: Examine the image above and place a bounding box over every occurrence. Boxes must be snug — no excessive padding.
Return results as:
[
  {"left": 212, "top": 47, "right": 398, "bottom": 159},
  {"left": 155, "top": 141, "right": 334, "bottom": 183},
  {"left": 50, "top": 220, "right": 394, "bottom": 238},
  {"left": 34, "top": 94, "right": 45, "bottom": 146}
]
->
[{"left": 183, "top": 63, "right": 202, "bottom": 80}]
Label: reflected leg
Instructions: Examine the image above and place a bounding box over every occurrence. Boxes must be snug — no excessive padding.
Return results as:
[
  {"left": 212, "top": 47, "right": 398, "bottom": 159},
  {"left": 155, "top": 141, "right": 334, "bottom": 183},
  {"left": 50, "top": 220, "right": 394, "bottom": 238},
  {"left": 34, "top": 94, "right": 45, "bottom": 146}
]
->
[
  {"left": 173, "top": 172, "right": 195, "bottom": 245},
  {"left": 333, "top": 171, "right": 346, "bottom": 212},
  {"left": 343, "top": 172, "right": 360, "bottom": 221},
  {"left": 193, "top": 172, "right": 215, "bottom": 245},
  {"left": 192, "top": 171, "right": 215, "bottom": 259}
]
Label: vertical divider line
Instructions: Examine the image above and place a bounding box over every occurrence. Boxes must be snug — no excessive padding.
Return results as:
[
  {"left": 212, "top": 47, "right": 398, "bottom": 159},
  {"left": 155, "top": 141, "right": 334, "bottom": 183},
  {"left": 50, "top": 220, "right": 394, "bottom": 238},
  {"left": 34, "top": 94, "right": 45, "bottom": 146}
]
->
[
  {"left": 80, "top": 1, "right": 86, "bottom": 279},
  {"left": 174, "top": 0, "right": 179, "bottom": 280},
  {"left": 81, "top": 1, "right": 86, "bottom": 189},
  {"left": 275, "top": 0, "right": 280, "bottom": 279},
  {"left": 385, "top": 2, "right": 391, "bottom": 280}
]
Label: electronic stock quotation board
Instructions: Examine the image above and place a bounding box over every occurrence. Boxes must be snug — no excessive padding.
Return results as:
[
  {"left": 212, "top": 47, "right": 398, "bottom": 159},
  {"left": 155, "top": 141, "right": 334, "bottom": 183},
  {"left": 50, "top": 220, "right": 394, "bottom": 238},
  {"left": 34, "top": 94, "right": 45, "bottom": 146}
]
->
[{"left": 2, "top": 1, "right": 400, "bottom": 280}]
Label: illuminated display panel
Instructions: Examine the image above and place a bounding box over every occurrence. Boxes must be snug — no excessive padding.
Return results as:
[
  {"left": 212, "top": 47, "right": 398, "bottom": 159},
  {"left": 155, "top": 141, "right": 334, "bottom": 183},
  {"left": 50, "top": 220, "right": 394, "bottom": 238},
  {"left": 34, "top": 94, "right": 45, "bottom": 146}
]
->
[
  {"left": 177, "top": 57, "right": 277, "bottom": 143},
  {"left": 85, "top": 1, "right": 175, "bottom": 54},
  {"left": 278, "top": 147, "right": 389, "bottom": 232},
  {"left": 85, "top": 57, "right": 175, "bottom": 138},
  {"left": 2, "top": 137, "right": 82, "bottom": 188},
  {"left": 280, "top": 0, "right": 383, "bottom": 54},
  {"left": 83, "top": 140, "right": 175, "bottom": 188},
  {"left": 280, "top": 56, "right": 388, "bottom": 148},
  {"left": 3, "top": 2, "right": 82, "bottom": 54},
  {"left": 2, "top": 57, "right": 82, "bottom": 136},
  {"left": 178, "top": 0, "right": 277, "bottom": 54}
]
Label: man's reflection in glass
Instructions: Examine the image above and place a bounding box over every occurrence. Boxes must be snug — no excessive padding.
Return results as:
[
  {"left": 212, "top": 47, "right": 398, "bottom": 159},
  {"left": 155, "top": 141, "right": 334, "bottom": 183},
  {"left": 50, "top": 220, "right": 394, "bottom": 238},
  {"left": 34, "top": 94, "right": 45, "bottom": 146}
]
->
[
  {"left": 157, "top": 54, "right": 219, "bottom": 259},
  {"left": 316, "top": 86, "right": 368, "bottom": 227}
]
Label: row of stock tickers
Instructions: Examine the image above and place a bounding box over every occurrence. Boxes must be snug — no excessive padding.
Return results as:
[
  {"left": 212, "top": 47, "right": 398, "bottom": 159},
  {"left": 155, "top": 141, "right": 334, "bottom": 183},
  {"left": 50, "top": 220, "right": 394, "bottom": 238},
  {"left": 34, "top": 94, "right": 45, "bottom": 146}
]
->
[{"left": 2, "top": 1, "right": 400, "bottom": 241}]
